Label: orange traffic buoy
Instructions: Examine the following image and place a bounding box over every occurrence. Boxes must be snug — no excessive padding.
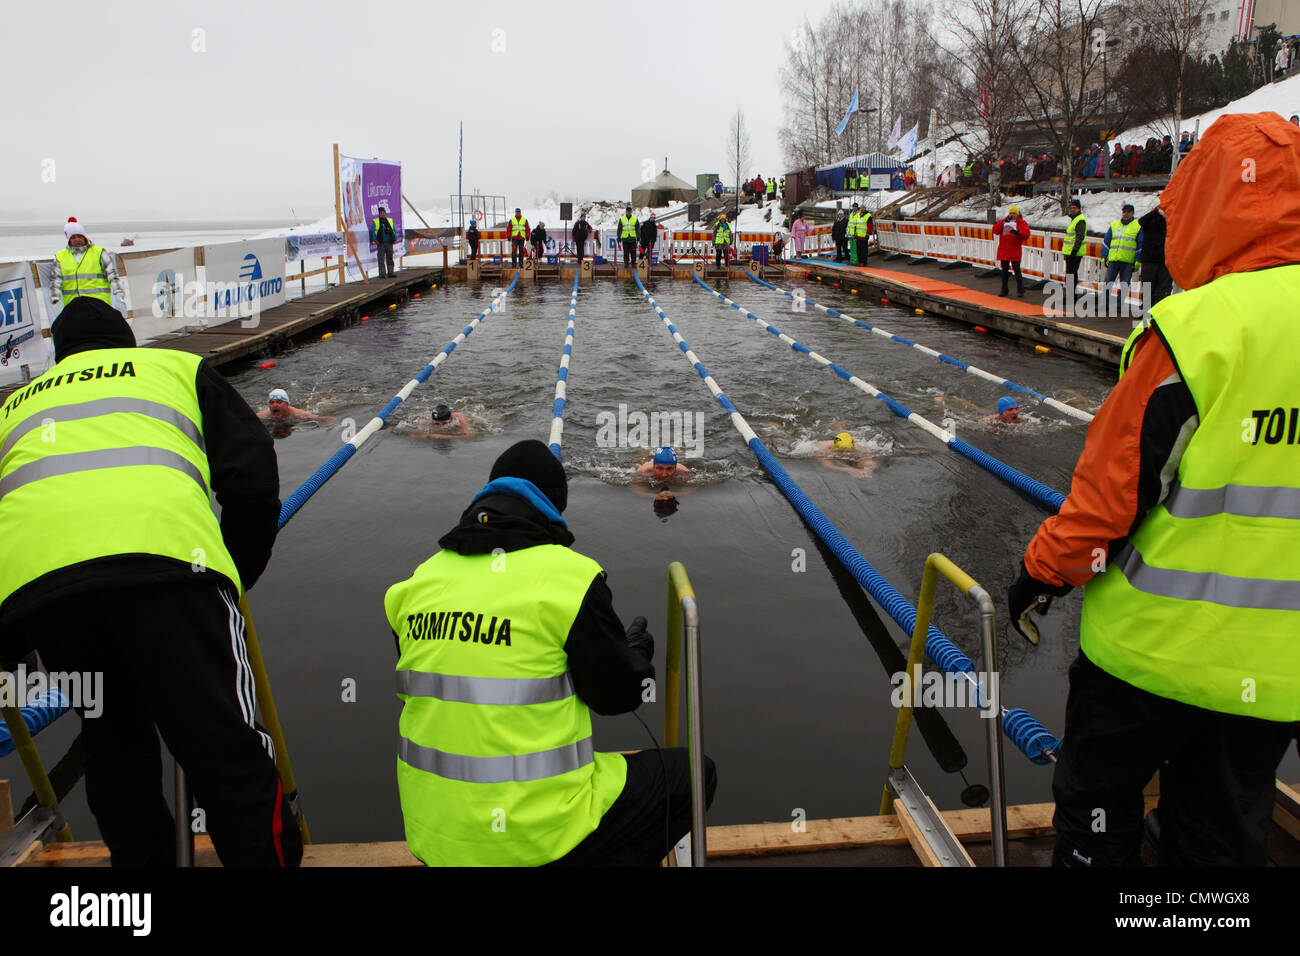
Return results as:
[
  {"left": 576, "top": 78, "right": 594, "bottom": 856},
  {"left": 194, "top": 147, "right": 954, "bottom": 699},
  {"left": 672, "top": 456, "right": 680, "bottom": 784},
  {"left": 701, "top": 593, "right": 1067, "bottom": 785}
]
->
[
  {"left": 1035, "top": 345, "right": 1051, "bottom": 354},
  {"left": 258, "top": 360, "right": 275, "bottom": 369},
  {"left": 974, "top": 326, "right": 988, "bottom": 333},
  {"left": 361, "top": 315, "right": 369, "bottom": 321},
  {"left": 388, "top": 304, "right": 397, "bottom": 310},
  {"left": 880, "top": 297, "right": 890, "bottom": 304},
  {"left": 413, "top": 293, "right": 420, "bottom": 298},
  {"left": 915, "top": 308, "right": 924, "bottom": 315},
  {"left": 322, "top": 332, "right": 332, "bottom": 340},
  {"left": 850, "top": 289, "right": 858, "bottom": 295}
]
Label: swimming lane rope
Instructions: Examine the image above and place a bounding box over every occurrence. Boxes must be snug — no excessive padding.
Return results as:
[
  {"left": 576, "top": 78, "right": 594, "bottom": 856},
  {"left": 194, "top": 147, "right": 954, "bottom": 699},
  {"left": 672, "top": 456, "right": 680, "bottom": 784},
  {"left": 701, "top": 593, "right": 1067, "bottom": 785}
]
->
[
  {"left": 692, "top": 275, "right": 1067, "bottom": 512},
  {"left": 547, "top": 274, "right": 578, "bottom": 460},
  {"left": 743, "top": 270, "right": 1095, "bottom": 423},
  {"left": 635, "top": 273, "right": 1060, "bottom": 764},
  {"left": 277, "top": 274, "right": 520, "bottom": 529}
]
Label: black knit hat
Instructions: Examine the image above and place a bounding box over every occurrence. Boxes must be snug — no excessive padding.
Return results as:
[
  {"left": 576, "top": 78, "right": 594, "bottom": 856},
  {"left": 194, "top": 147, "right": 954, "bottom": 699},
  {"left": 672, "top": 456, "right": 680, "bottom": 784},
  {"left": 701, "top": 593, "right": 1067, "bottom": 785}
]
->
[
  {"left": 52, "top": 296, "right": 134, "bottom": 361},
  {"left": 489, "top": 439, "right": 568, "bottom": 513}
]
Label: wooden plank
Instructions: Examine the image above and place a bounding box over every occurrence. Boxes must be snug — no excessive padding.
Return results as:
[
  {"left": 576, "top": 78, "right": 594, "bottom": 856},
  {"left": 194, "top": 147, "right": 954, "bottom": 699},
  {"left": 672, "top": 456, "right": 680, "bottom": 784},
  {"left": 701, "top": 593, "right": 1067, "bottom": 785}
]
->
[
  {"left": 0, "top": 780, "right": 11, "bottom": 837},
  {"left": 1274, "top": 780, "right": 1300, "bottom": 844},
  {"left": 302, "top": 841, "right": 422, "bottom": 867},
  {"left": 706, "top": 798, "right": 1159, "bottom": 858},
  {"left": 894, "top": 797, "right": 956, "bottom": 866}
]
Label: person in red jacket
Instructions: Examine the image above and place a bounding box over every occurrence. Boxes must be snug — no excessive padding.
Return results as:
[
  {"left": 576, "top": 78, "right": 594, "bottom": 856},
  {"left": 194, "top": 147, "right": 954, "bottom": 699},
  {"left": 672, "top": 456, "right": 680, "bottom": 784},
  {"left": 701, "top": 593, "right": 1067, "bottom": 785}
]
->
[{"left": 994, "top": 205, "right": 1031, "bottom": 297}]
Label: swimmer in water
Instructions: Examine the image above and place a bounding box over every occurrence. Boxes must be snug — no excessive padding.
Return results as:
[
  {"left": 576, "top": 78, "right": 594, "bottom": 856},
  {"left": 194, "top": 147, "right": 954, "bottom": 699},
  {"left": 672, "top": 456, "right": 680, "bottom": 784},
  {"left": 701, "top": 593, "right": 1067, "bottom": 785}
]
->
[
  {"left": 810, "top": 432, "right": 875, "bottom": 476},
  {"left": 408, "top": 404, "right": 474, "bottom": 439},
  {"left": 633, "top": 445, "right": 694, "bottom": 510},
  {"left": 984, "top": 396, "right": 1022, "bottom": 425},
  {"left": 257, "top": 388, "right": 335, "bottom": 424}
]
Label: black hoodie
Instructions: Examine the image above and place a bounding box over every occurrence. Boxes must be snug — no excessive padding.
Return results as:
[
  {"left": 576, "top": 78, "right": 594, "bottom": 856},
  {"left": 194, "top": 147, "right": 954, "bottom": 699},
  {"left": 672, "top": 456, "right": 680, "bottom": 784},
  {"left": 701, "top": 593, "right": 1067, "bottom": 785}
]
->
[
  {"left": 430, "top": 491, "right": 654, "bottom": 716},
  {"left": 1, "top": 298, "right": 280, "bottom": 629}
]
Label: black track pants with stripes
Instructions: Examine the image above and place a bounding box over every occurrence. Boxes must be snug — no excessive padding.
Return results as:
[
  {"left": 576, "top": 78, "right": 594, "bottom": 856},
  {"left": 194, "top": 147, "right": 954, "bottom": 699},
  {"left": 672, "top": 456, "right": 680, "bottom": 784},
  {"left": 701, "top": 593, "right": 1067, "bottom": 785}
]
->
[{"left": 17, "top": 581, "right": 302, "bottom": 867}]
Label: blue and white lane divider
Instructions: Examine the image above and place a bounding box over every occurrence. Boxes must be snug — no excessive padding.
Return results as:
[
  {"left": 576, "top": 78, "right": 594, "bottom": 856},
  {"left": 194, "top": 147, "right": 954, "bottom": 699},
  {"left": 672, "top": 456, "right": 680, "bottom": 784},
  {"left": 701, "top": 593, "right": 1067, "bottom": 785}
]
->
[
  {"left": 635, "top": 273, "right": 1060, "bottom": 764},
  {"left": 547, "top": 274, "right": 579, "bottom": 460},
  {"left": 744, "top": 270, "right": 1095, "bottom": 423},
  {"left": 692, "top": 275, "right": 1067, "bottom": 512},
  {"left": 278, "top": 274, "right": 520, "bottom": 529}
]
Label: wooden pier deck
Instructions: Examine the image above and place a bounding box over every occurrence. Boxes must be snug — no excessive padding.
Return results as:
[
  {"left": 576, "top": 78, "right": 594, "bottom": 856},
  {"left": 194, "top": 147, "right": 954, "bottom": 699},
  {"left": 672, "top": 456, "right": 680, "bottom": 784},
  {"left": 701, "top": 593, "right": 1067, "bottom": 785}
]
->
[
  {"left": 21, "top": 783, "right": 1300, "bottom": 867},
  {"left": 779, "top": 256, "right": 1130, "bottom": 366},
  {"left": 0, "top": 267, "right": 442, "bottom": 404},
  {"left": 144, "top": 267, "right": 442, "bottom": 368}
]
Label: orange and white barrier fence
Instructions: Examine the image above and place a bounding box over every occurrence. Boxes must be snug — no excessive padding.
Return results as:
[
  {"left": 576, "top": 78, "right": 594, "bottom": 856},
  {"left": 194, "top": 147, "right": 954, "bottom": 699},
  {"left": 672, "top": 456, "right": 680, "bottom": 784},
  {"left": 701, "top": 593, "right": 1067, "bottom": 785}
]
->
[{"left": 871, "top": 219, "right": 1145, "bottom": 306}]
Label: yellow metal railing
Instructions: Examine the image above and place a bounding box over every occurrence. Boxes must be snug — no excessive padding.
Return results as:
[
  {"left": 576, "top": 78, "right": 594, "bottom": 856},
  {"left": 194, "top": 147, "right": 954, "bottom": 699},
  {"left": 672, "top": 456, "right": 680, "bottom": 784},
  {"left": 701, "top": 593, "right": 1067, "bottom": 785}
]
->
[
  {"left": 664, "top": 561, "right": 706, "bottom": 866},
  {"left": 0, "top": 671, "right": 73, "bottom": 851},
  {"left": 881, "top": 552, "right": 1008, "bottom": 866}
]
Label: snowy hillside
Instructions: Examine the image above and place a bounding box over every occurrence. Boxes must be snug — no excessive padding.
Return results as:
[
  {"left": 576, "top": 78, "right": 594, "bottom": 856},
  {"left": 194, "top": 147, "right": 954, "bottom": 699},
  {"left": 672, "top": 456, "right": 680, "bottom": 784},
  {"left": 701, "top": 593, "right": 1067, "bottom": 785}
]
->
[{"left": 1118, "top": 72, "right": 1300, "bottom": 144}]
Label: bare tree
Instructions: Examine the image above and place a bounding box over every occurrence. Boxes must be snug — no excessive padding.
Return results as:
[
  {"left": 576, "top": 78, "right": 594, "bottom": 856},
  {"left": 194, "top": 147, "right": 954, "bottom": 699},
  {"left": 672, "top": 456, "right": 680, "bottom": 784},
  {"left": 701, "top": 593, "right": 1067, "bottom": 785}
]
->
[
  {"left": 1130, "top": 0, "right": 1212, "bottom": 170},
  {"left": 1004, "top": 0, "right": 1110, "bottom": 210},
  {"left": 779, "top": 0, "right": 941, "bottom": 169},
  {"left": 938, "top": 0, "right": 1022, "bottom": 206},
  {"left": 727, "top": 108, "right": 752, "bottom": 221}
]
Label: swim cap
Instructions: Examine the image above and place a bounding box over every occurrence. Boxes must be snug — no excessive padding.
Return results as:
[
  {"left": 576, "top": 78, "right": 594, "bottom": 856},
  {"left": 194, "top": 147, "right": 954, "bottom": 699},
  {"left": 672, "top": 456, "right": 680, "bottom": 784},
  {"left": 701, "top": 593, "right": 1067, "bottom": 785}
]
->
[
  {"left": 1008, "top": 205, "right": 1020, "bottom": 215},
  {"left": 997, "top": 396, "right": 1018, "bottom": 414},
  {"left": 268, "top": 389, "right": 290, "bottom": 403},
  {"left": 469, "top": 219, "right": 476, "bottom": 226},
  {"left": 653, "top": 446, "right": 677, "bottom": 466},
  {"left": 833, "top": 432, "right": 854, "bottom": 450},
  {"left": 433, "top": 404, "right": 451, "bottom": 422}
]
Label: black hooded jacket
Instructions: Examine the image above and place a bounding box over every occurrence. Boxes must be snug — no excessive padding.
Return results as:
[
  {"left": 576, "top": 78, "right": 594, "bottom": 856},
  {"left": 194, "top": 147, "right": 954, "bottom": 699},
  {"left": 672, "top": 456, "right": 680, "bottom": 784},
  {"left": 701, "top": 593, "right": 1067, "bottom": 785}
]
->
[
  {"left": 429, "top": 491, "right": 654, "bottom": 716},
  {"left": 0, "top": 298, "right": 280, "bottom": 628}
]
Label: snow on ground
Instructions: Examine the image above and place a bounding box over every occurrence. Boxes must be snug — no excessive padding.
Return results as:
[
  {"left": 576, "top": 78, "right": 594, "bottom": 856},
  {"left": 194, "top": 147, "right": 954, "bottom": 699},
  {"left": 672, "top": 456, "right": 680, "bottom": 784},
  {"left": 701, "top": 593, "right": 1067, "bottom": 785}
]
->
[{"left": 1117, "top": 71, "right": 1300, "bottom": 145}]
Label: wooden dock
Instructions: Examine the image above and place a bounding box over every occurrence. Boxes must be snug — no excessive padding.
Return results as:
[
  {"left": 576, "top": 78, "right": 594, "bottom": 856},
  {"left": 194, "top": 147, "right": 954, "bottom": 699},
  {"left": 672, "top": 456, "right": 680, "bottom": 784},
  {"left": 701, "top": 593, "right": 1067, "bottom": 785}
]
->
[
  {"left": 144, "top": 267, "right": 442, "bottom": 368},
  {"left": 0, "top": 267, "right": 442, "bottom": 404},
  {"left": 778, "top": 257, "right": 1129, "bottom": 366},
  {"left": 20, "top": 784, "right": 1300, "bottom": 866}
]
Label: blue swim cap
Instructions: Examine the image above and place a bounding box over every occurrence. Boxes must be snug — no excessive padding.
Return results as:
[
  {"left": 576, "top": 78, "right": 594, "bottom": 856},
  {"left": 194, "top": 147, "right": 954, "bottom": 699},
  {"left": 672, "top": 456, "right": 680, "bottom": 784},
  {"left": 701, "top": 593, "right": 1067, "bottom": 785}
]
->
[
  {"left": 653, "top": 446, "right": 677, "bottom": 466},
  {"left": 997, "top": 396, "right": 1018, "bottom": 414}
]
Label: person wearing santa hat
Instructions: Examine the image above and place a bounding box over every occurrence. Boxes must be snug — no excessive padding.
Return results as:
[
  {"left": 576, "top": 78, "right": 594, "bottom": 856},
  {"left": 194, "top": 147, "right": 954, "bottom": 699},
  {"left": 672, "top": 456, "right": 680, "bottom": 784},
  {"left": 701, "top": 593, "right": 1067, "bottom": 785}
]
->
[{"left": 52, "top": 217, "right": 126, "bottom": 314}]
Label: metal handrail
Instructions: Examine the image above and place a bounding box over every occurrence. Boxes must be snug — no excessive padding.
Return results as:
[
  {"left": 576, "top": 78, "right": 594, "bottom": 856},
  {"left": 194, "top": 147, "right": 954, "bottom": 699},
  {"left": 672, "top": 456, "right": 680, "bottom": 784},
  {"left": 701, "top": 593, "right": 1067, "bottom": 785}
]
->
[
  {"left": 0, "top": 670, "right": 73, "bottom": 863},
  {"left": 664, "top": 561, "right": 706, "bottom": 866},
  {"left": 881, "top": 552, "right": 1009, "bottom": 866}
]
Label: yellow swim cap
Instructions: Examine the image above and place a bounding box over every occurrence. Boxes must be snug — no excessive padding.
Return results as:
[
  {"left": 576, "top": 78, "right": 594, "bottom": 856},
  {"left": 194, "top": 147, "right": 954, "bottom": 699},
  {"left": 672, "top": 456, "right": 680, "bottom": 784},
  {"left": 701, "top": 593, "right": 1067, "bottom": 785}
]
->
[
  {"left": 833, "top": 432, "right": 854, "bottom": 450},
  {"left": 1008, "top": 205, "right": 1020, "bottom": 215}
]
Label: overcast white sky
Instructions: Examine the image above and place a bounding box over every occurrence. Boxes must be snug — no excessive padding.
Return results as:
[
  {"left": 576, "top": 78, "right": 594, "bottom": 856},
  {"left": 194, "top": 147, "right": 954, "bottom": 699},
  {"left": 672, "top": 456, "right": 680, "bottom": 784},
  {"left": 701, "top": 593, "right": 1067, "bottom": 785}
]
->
[{"left": 2, "top": 0, "right": 840, "bottom": 222}]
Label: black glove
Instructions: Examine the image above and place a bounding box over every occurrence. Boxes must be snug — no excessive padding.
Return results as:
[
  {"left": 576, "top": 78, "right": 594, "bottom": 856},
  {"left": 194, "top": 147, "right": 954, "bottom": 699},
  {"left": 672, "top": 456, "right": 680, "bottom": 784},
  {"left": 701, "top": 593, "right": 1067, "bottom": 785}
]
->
[
  {"left": 1006, "top": 561, "right": 1072, "bottom": 646},
  {"left": 625, "top": 616, "right": 654, "bottom": 661}
]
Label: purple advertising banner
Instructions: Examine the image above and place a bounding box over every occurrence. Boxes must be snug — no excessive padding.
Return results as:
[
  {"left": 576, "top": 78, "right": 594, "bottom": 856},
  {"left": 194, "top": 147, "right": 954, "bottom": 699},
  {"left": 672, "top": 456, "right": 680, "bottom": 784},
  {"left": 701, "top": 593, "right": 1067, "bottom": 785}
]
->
[{"left": 339, "top": 154, "right": 404, "bottom": 279}]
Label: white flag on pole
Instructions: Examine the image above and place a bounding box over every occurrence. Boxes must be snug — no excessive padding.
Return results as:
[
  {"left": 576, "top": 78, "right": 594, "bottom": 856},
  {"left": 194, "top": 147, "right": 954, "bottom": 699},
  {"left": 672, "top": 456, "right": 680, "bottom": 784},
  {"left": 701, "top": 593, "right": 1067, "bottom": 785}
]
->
[
  {"left": 886, "top": 116, "right": 902, "bottom": 150},
  {"left": 897, "top": 123, "right": 919, "bottom": 158}
]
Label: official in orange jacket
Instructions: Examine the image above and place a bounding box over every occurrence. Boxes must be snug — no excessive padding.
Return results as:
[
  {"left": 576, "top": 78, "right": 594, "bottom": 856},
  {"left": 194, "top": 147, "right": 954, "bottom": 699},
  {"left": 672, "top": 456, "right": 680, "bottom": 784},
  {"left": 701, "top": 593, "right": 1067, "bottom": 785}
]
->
[
  {"left": 1007, "top": 113, "right": 1300, "bottom": 867},
  {"left": 994, "top": 206, "right": 1031, "bottom": 297}
]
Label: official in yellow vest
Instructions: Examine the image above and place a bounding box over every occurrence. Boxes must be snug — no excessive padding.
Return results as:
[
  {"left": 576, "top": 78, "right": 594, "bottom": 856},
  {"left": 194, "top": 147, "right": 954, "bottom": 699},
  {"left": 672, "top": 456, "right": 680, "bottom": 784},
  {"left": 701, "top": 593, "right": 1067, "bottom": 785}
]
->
[
  {"left": 371, "top": 204, "right": 398, "bottom": 279},
  {"left": 713, "top": 215, "right": 732, "bottom": 268},
  {"left": 0, "top": 297, "right": 300, "bottom": 867},
  {"left": 1101, "top": 203, "right": 1143, "bottom": 314},
  {"left": 1007, "top": 113, "right": 1300, "bottom": 867},
  {"left": 619, "top": 205, "right": 639, "bottom": 269},
  {"left": 852, "top": 205, "right": 873, "bottom": 265},
  {"left": 386, "top": 440, "right": 716, "bottom": 866},
  {"left": 508, "top": 207, "right": 530, "bottom": 268},
  {"left": 52, "top": 217, "right": 124, "bottom": 314},
  {"left": 1061, "top": 198, "right": 1087, "bottom": 294}
]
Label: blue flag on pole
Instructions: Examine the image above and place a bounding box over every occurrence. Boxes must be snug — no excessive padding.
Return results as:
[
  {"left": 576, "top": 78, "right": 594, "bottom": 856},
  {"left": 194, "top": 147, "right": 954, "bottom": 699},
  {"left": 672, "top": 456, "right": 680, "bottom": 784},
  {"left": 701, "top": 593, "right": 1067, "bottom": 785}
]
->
[{"left": 835, "top": 90, "right": 859, "bottom": 138}]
